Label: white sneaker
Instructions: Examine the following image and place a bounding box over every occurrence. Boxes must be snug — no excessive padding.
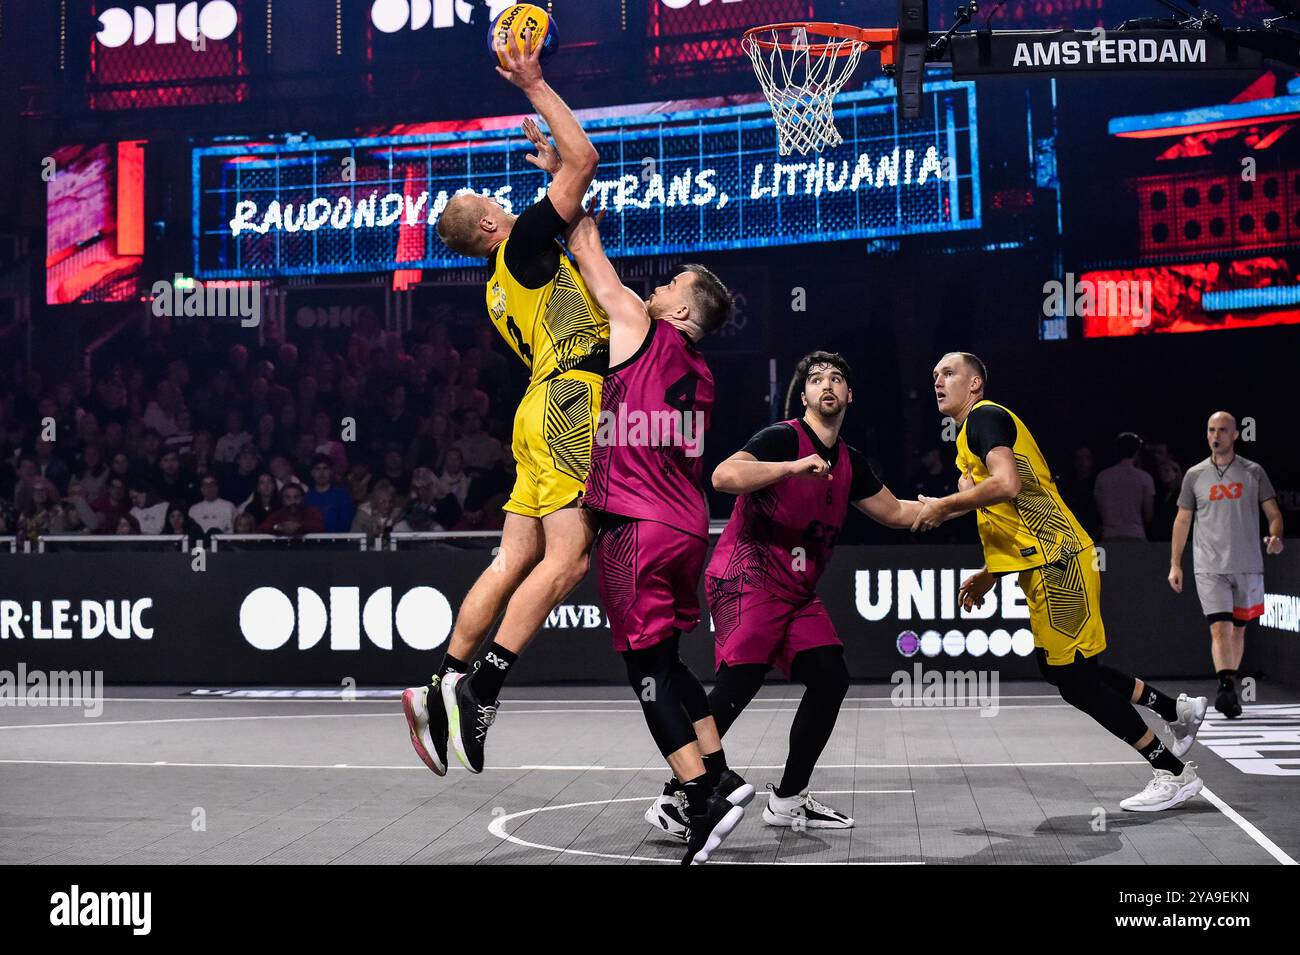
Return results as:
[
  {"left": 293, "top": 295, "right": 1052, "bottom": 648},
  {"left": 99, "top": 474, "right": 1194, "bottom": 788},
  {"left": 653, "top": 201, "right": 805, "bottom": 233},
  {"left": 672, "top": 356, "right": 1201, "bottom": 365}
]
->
[
  {"left": 1168, "top": 693, "right": 1208, "bottom": 759},
  {"left": 400, "top": 684, "right": 447, "bottom": 776},
  {"left": 645, "top": 792, "right": 689, "bottom": 842},
  {"left": 761, "top": 785, "right": 854, "bottom": 829},
  {"left": 1120, "top": 763, "right": 1203, "bottom": 812}
]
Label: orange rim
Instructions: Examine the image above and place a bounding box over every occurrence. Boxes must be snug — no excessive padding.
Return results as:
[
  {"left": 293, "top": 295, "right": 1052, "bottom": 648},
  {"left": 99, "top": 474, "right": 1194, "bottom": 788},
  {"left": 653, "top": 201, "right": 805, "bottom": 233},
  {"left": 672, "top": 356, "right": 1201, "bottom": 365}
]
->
[{"left": 742, "top": 21, "right": 898, "bottom": 60}]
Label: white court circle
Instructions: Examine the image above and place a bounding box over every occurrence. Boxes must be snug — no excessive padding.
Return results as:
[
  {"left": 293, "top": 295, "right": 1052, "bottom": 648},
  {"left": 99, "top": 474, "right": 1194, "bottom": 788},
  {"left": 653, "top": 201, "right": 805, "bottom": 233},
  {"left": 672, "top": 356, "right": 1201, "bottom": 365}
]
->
[{"left": 486, "top": 792, "right": 921, "bottom": 865}]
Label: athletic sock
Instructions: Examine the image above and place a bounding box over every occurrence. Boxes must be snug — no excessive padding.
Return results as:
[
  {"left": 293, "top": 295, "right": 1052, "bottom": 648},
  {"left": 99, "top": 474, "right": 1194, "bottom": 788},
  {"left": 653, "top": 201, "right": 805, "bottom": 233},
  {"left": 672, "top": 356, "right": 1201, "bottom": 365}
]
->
[
  {"left": 1137, "top": 735, "right": 1185, "bottom": 775},
  {"left": 702, "top": 750, "right": 728, "bottom": 789},
  {"left": 433, "top": 653, "right": 468, "bottom": 686},
  {"left": 469, "top": 642, "right": 517, "bottom": 703},
  {"left": 1217, "top": 669, "right": 1237, "bottom": 691},
  {"left": 680, "top": 774, "right": 710, "bottom": 817},
  {"left": 1139, "top": 683, "right": 1179, "bottom": 723},
  {"left": 663, "top": 777, "right": 681, "bottom": 797}
]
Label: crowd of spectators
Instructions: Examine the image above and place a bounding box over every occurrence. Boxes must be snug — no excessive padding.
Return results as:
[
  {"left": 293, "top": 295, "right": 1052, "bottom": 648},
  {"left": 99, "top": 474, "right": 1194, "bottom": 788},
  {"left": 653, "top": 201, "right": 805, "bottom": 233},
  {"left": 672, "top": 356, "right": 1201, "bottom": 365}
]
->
[
  {"left": 1057, "top": 433, "right": 1188, "bottom": 543},
  {"left": 0, "top": 308, "right": 522, "bottom": 546}
]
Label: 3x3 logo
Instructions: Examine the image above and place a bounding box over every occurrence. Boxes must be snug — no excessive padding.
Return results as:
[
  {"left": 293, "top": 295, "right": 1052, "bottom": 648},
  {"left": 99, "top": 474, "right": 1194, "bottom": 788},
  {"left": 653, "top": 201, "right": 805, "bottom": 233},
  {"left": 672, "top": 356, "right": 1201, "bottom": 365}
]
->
[{"left": 1208, "top": 482, "right": 1244, "bottom": 501}]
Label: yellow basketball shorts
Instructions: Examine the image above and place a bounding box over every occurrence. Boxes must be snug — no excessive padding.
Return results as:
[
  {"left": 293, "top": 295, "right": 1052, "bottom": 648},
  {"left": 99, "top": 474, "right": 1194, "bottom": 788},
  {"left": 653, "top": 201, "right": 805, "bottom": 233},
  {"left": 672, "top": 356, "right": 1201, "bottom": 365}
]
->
[
  {"left": 505, "top": 370, "right": 602, "bottom": 519},
  {"left": 1017, "top": 546, "right": 1108, "bottom": 665}
]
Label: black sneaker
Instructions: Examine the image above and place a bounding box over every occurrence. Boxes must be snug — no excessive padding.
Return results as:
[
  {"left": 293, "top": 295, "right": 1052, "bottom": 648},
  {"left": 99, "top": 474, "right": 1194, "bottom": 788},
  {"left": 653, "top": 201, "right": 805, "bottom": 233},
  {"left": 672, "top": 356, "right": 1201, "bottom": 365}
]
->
[
  {"left": 1215, "top": 684, "right": 1242, "bottom": 720},
  {"left": 716, "top": 769, "right": 755, "bottom": 807},
  {"left": 681, "top": 794, "right": 745, "bottom": 865},
  {"left": 443, "top": 671, "right": 496, "bottom": 773}
]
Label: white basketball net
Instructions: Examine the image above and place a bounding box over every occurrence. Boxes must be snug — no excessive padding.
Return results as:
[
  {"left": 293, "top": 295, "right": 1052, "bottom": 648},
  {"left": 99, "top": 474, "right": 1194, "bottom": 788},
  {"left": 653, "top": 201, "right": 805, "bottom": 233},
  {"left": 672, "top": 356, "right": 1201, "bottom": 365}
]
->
[{"left": 744, "top": 27, "right": 865, "bottom": 156}]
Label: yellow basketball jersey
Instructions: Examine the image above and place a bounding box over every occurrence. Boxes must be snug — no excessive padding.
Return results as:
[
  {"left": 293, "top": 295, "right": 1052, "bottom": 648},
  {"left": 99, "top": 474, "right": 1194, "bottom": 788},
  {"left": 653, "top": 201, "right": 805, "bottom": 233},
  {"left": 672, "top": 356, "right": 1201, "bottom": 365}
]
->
[
  {"left": 955, "top": 399, "right": 1093, "bottom": 573},
  {"left": 487, "top": 237, "right": 609, "bottom": 388}
]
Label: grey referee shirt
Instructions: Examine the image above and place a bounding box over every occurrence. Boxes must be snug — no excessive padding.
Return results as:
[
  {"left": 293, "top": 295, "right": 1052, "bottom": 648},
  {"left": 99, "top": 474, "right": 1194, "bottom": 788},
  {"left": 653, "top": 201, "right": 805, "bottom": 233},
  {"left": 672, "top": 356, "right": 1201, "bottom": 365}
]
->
[{"left": 1178, "top": 455, "right": 1276, "bottom": 575}]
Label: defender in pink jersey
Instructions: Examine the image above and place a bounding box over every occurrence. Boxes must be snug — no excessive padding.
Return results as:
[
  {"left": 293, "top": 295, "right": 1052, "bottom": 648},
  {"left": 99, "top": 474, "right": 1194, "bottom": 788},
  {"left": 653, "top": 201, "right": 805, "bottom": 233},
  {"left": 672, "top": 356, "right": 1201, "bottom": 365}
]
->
[
  {"left": 565, "top": 208, "right": 748, "bottom": 865},
  {"left": 654, "top": 351, "right": 924, "bottom": 833}
]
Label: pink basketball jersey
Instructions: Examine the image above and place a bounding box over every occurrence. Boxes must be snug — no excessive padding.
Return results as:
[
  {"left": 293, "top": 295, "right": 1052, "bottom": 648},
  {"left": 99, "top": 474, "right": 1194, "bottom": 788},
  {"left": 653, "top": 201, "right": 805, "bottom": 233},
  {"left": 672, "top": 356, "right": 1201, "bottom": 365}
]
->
[
  {"left": 585, "top": 320, "right": 714, "bottom": 537},
  {"left": 706, "top": 418, "right": 854, "bottom": 602}
]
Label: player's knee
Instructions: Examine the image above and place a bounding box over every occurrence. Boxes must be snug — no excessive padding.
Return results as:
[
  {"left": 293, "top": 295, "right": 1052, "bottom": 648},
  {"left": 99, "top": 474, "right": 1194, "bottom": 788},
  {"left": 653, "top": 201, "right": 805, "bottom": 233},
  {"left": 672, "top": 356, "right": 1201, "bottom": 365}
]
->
[{"left": 795, "top": 647, "right": 849, "bottom": 701}]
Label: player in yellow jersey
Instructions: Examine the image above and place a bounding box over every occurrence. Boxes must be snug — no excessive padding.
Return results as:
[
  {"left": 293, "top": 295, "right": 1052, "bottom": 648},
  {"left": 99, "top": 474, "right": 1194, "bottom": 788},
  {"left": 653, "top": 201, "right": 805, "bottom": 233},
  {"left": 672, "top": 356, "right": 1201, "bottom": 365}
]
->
[
  {"left": 912, "top": 352, "right": 1209, "bottom": 812},
  {"left": 402, "top": 36, "right": 607, "bottom": 775}
]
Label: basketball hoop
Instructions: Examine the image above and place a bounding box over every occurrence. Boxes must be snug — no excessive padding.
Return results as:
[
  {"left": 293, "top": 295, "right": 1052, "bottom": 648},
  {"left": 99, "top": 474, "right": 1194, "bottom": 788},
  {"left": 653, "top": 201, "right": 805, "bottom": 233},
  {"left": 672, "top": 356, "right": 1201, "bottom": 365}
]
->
[{"left": 742, "top": 22, "right": 898, "bottom": 156}]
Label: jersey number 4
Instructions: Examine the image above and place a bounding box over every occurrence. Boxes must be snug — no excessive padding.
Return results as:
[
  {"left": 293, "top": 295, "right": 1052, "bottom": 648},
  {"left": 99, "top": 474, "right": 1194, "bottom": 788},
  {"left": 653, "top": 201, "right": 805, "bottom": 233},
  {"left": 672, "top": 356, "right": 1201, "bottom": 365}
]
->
[{"left": 663, "top": 372, "right": 699, "bottom": 412}]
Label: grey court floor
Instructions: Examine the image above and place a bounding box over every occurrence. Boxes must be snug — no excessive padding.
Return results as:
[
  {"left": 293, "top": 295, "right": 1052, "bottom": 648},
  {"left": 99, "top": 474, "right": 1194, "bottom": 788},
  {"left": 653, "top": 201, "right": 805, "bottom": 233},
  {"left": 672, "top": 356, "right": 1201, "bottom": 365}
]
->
[{"left": 1, "top": 681, "right": 1297, "bottom": 865}]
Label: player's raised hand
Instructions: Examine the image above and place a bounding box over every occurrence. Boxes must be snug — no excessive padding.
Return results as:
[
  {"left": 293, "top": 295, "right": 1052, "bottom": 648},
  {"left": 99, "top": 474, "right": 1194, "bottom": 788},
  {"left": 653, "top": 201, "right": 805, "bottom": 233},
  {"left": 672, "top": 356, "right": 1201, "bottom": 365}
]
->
[
  {"left": 522, "top": 118, "right": 560, "bottom": 176},
  {"left": 789, "top": 454, "right": 832, "bottom": 481},
  {"left": 958, "top": 569, "right": 996, "bottom": 612},
  {"left": 1168, "top": 565, "right": 1183, "bottom": 593},
  {"left": 496, "top": 30, "right": 545, "bottom": 91},
  {"left": 911, "top": 494, "right": 949, "bottom": 532},
  {"left": 1265, "top": 536, "right": 1284, "bottom": 555},
  {"left": 564, "top": 197, "right": 605, "bottom": 250}
]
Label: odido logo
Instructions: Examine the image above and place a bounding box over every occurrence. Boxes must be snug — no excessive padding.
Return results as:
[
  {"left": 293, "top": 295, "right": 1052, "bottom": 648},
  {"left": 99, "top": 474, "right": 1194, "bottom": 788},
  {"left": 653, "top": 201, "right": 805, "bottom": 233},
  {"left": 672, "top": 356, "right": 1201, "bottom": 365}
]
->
[
  {"left": 96, "top": 1, "right": 238, "bottom": 48},
  {"left": 239, "top": 585, "right": 452, "bottom": 651},
  {"left": 370, "top": 0, "right": 515, "bottom": 33}
]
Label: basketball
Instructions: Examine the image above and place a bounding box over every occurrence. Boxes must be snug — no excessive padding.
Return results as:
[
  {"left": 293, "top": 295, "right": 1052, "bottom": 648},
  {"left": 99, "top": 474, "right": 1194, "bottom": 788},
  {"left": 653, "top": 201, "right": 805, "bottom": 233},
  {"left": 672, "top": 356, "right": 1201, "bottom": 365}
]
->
[{"left": 488, "top": 4, "right": 557, "bottom": 67}]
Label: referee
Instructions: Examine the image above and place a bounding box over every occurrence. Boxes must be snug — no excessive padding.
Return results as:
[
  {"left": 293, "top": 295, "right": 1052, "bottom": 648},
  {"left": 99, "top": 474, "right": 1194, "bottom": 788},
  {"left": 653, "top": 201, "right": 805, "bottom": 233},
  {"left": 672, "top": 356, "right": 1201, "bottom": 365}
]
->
[{"left": 1169, "top": 412, "right": 1284, "bottom": 718}]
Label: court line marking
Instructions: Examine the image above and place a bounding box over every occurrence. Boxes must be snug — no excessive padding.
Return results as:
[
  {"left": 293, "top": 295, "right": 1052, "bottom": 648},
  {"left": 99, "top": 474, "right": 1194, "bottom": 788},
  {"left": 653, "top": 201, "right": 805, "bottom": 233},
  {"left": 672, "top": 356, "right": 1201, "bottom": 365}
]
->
[
  {"left": 0, "top": 704, "right": 1072, "bottom": 731},
  {"left": 0, "top": 758, "right": 1147, "bottom": 771},
  {"left": 486, "top": 793, "right": 923, "bottom": 865},
  {"left": 1199, "top": 785, "right": 1297, "bottom": 865}
]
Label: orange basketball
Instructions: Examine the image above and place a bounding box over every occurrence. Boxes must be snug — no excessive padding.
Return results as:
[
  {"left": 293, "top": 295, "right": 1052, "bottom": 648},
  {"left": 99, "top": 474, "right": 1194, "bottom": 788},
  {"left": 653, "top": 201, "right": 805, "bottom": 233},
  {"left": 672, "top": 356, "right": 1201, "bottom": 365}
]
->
[{"left": 488, "top": 4, "right": 557, "bottom": 67}]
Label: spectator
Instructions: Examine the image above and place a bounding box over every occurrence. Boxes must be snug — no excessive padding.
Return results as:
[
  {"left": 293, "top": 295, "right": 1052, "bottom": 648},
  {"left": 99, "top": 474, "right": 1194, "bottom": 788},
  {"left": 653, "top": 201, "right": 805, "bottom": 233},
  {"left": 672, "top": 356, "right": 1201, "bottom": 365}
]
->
[
  {"left": 165, "top": 504, "right": 206, "bottom": 542},
  {"left": 239, "top": 472, "right": 281, "bottom": 525},
  {"left": 1094, "top": 432, "right": 1155, "bottom": 541},
  {"left": 221, "top": 446, "right": 261, "bottom": 507},
  {"left": 128, "top": 480, "right": 169, "bottom": 535},
  {"left": 346, "top": 461, "right": 373, "bottom": 504},
  {"left": 232, "top": 511, "right": 259, "bottom": 535},
  {"left": 54, "top": 481, "right": 100, "bottom": 535},
  {"left": 397, "top": 466, "right": 461, "bottom": 532},
  {"left": 34, "top": 439, "right": 71, "bottom": 495},
  {"left": 253, "top": 411, "right": 278, "bottom": 458},
  {"left": 311, "top": 411, "right": 348, "bottom": 477},
  {"left": 214, "top": 410, "right": 252, "bottom": 464},
  {"left": 352, "top": 479, "right": 402, "bottom": 541},
  {"left": 259, "top": 482, "right": 324, "bottom": 537},
  {"left": 1057, "top": 445, "right": 1101, "bottom": 539},
  {"left": 141, "top": 380, "right": 183, "bottom": 437},
  {"left": 16, "top": 479, "right": 59, "bottom": 542},
  {"left": 452, "top": 411, "right": 504, "bottom": 474},
  {"left": 268, "top": 454, "right": 305, "bottom": 493},
  {"left": 115, "top": 513, "right": 142, "bottom": 535},
  {"left": 373, "top": 445, "right": 412, "bottom": 497},
  {"left": 437, "top": 448, "right": 473, "bottom": 507},
  {"left": 1148, "top": 458, "right": 1184, "bottom": 541},
  {"left": 407, "top": 410, "right": 452, "bottom": 473},
  {"left": 76, "top": 444, "right": 110, "bottom": 501},
  {"left": 155, "top": 449, "right": 198, "bottom": 506},
  {"left": 164, "top": 408, "right": 195, "bottom": 456},
  {"left": 304, "top": 455, "right": 356, "bottom": 533},
  {"left": 453, "top": 365, "right": 490, "bottom": 418},
  {"left": 189, "top": 474, "right": 236, "bottom": 537},
  {"left": 91, "top": 475, "right": 130, "bottom": 531}
]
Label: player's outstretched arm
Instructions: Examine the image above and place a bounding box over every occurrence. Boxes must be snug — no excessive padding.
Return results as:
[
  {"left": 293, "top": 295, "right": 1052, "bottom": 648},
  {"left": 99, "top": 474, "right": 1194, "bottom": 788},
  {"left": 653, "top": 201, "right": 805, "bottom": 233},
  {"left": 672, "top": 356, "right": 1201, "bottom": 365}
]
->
[
  {"left": 565, "top": 205, "right": 648, "bottom": 340},
  {"left": 912, "top": 446, "right": 1020, "bottom": 532},
  {"left": 713, "top": 451, "right": 827, "bottom": 495},
  {"left": 855, "top": 486, "right": 921, "bottom": 529},
  {"left": 497, "top": 35, "right": 598, "bottom": 221}
]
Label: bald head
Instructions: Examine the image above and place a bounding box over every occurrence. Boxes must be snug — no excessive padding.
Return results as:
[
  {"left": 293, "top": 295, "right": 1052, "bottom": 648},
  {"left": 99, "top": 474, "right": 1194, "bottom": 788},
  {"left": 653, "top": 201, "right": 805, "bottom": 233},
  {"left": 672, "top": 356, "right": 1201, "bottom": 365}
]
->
[
  {"left": 1206, "top": 410, "right": 1239, "bottom": 457},
  {"left": 436, "top": 193, "right": 507, "bottom": 258}
]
